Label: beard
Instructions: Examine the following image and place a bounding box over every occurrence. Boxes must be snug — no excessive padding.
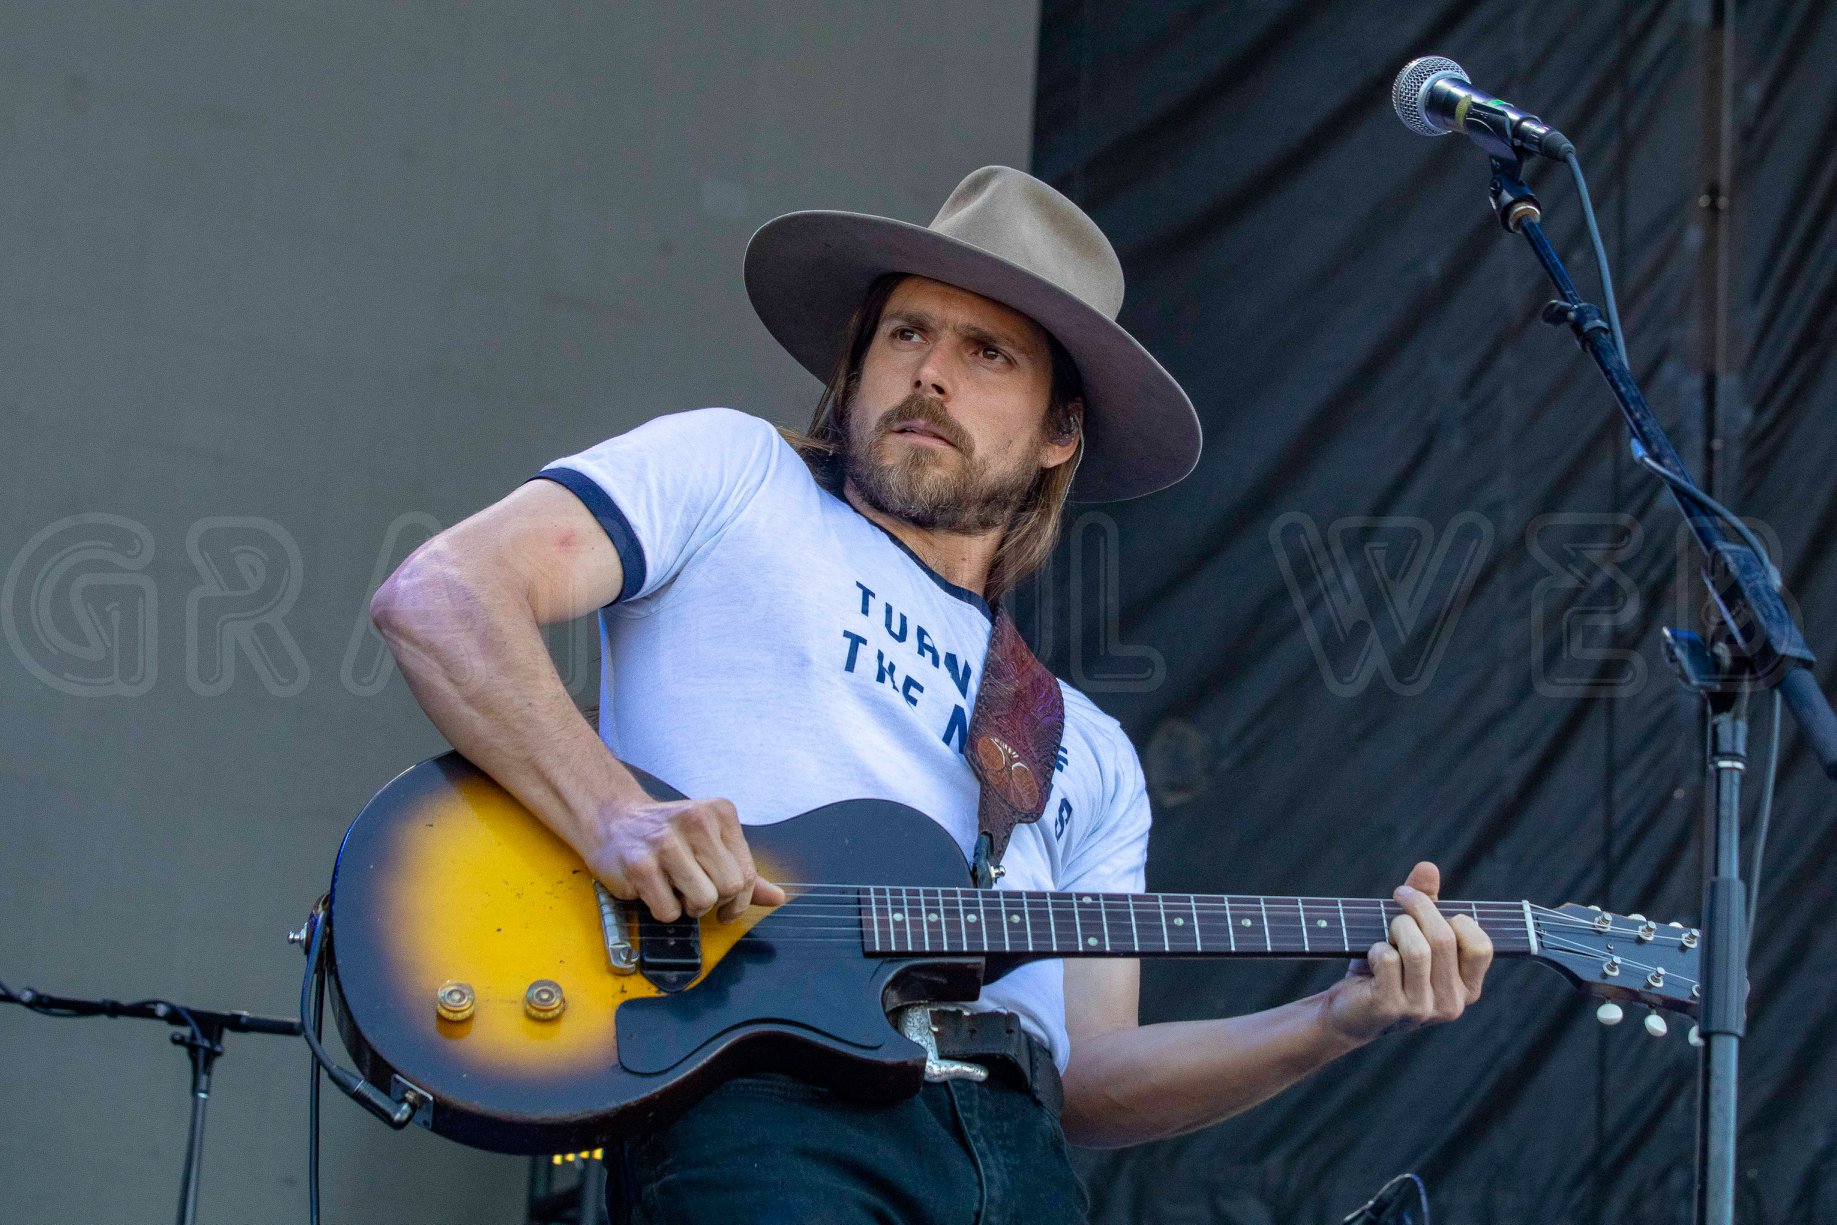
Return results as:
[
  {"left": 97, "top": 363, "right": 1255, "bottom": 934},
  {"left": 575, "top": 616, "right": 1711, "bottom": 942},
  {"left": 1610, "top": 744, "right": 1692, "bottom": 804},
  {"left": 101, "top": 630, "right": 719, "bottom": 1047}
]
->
[{"left": 841, "top": 390, "right": 1042, "bottom": 533}]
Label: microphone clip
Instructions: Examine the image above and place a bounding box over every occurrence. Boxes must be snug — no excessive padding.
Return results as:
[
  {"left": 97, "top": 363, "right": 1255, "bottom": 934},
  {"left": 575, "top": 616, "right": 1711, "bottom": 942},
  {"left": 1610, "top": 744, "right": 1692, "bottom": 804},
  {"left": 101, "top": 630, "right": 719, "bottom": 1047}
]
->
[{"left": 1487, "top": 157, "right": 1542, "bottom": 232}]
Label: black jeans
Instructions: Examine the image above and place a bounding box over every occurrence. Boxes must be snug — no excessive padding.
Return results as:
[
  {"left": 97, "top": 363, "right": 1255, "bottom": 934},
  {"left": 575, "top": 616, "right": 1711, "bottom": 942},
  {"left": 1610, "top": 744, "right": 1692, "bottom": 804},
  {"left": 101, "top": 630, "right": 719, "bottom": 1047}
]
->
[{"left": 609, "top": 1069, "right": 1088, "bottom": 1225}]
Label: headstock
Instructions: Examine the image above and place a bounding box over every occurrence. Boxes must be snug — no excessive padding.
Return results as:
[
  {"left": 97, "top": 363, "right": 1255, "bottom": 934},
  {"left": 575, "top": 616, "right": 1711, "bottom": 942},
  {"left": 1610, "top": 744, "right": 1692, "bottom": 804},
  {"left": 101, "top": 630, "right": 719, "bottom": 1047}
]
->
[{"left": 1529, "top": 903, "right": 1702, "bottom": 1037}]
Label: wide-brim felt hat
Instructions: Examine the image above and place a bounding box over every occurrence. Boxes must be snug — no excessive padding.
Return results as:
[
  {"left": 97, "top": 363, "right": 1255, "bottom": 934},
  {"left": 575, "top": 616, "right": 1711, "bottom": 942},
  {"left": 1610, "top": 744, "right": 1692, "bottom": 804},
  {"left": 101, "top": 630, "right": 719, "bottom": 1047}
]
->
[{"left": 743, "top": 166, "right": 1201, "bottom": 503}]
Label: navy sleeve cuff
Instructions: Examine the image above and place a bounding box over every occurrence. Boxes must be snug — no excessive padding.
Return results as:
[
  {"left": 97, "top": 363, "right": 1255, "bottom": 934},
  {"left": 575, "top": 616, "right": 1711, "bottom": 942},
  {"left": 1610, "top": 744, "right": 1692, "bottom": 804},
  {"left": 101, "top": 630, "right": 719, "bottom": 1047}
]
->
[{"left": 527, "top": 467, "right": 647, "bottom": 604}]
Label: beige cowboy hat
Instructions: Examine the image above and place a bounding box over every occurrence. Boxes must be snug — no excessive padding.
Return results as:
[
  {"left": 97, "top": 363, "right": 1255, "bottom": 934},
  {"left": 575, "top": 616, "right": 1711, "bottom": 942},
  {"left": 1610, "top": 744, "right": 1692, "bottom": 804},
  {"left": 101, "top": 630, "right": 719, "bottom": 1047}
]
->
[{"left": 743, "top": 166, "right": 1202, "bottom": 503}]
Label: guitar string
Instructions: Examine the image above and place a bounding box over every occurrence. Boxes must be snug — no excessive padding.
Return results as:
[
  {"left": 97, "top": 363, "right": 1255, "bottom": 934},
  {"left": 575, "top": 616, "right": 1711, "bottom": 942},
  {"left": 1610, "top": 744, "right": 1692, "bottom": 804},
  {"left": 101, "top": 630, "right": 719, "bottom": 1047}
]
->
[
  {"left": 1533, "top": 932, "right": 1700, "bottom": 987},
  {"left": 630, "top": 908, "right": 1689, "bottom": 948},
  {"left": 699, "top": 925, "right": 1702, "bottom": 998},
  {"left": 675, "top": 894, "right": 1691, "bottom": 946},
  {"left": 683, "top": 914, "right": 1675, "bottom": 955},
  {"left": 761, "top": 885, "right": 1687, "bottom": 938}
]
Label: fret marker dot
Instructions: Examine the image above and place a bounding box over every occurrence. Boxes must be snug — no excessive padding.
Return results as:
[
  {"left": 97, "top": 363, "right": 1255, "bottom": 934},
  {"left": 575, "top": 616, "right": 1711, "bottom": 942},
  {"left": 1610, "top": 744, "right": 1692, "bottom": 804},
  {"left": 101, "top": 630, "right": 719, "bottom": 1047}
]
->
[
  {"left": 1086, "top": 936, "right": 1098, "bottom": 946},
  {"left": 967, "top": 914, "right": 978, "bottom": 923},
  {"left": 892, "top": 913, "right": 904, "bottom": 922},
  {"left": 927, "top": 912, "right": 939, "bottom": 922},
  {"left": 1082, "top": 895, "right": 1094, "bottom": 903},
  {"left": 1173, "top": 917, "right": 1185, "bottom": 926},
  {"left": 1240, "top": 918, "right": 1252, "bottom": 927},
  {"left": 1009, "top": 914, "right": 1020, "bottom": 923},
  {"left": 1316, "top": 919, "right": 1327, "bottom": 928}
]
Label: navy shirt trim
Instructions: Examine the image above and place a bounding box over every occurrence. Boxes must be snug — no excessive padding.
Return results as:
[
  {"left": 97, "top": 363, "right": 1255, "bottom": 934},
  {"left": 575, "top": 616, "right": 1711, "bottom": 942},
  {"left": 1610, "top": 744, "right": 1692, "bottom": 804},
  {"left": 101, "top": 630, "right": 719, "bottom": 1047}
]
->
[{"left": 527, "top": 467, "right": 646, "bottom": 604}]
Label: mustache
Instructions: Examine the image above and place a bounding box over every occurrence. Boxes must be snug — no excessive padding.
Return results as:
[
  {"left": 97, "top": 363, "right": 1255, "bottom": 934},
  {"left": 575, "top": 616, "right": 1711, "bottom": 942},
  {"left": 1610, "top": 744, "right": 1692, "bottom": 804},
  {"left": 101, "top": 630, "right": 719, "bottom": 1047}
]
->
[{"left": 874, "top": 394, "right": 971, "bottom": 453}]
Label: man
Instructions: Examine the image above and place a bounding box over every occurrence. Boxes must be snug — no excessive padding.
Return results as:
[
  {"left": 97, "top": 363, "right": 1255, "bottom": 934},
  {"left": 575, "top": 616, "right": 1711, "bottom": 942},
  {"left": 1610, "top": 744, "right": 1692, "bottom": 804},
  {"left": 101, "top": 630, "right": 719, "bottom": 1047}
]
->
[{"left": 371, "top": 167, "right": 1493, "bottom": 1223}]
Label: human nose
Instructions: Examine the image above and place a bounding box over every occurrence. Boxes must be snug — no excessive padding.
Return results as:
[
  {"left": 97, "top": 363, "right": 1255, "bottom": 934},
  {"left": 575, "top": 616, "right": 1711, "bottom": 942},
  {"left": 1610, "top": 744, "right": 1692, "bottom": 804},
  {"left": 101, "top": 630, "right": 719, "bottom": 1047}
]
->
[{"left": 912, "top": 345, "right": 953, "bottom": 402}]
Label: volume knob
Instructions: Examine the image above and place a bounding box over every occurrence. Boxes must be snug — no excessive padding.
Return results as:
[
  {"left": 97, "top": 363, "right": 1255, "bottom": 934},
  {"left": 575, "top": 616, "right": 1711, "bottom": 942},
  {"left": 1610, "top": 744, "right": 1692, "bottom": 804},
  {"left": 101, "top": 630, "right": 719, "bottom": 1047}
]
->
[
  {"left": 525, "top": 979, "right": 566, "bottom": 1021},
  {"left": 435, "top": 981, "right": 476, "bottom": 1023}
]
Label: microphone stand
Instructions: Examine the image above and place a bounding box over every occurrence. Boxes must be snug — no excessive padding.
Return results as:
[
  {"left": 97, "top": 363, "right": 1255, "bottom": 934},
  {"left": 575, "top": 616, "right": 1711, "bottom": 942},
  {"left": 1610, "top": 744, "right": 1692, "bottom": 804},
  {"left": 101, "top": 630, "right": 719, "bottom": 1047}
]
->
[
  {"left": 1, "top": 984, "right": 301, "bottom": 1225},
  {"left": 1481, "top": 155, "right": 1837, "bottom": 1225}
]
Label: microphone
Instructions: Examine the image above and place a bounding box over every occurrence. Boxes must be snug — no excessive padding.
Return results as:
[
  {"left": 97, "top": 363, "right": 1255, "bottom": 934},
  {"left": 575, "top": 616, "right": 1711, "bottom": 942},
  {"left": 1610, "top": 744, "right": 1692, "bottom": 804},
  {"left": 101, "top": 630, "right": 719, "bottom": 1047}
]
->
[{"left": 1392, "top": 56, "right": 1574, "bottom": 162}]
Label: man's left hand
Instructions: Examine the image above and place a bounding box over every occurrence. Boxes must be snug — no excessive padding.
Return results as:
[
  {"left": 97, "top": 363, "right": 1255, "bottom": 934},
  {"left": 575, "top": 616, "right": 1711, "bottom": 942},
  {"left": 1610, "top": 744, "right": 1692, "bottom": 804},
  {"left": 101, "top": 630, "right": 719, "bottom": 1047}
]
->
[{"left": 1317, "top": 861, "right": 1493, "bottom": 1046}]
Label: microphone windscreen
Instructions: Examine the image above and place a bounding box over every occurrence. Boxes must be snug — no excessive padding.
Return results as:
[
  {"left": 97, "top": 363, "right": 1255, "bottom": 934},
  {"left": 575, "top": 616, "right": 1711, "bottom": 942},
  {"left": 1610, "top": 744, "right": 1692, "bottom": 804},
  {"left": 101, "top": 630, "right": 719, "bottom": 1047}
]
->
[{"left": 1392, "top": 55, "right": 1467, "bottom": 136}]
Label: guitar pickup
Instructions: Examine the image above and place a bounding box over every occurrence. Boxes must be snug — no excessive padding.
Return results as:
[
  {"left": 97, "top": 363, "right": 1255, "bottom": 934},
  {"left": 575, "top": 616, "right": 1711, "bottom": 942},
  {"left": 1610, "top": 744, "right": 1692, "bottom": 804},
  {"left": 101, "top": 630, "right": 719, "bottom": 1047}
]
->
[{"left": 636, "top": 911, "right": 702, "bottom": 993}]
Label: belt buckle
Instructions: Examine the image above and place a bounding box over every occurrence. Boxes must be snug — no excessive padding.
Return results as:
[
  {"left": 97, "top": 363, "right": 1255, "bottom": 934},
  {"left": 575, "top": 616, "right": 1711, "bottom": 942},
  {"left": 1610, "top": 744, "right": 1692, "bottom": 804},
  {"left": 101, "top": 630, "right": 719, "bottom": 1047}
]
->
[{"left": 894, "top": 1005, "right": 989, "bottom": 1084}]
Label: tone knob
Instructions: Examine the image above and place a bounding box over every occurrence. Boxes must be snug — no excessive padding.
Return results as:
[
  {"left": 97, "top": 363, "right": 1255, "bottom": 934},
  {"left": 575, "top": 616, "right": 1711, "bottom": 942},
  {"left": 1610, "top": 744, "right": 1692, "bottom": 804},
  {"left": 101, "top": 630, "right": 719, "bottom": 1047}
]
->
[
  {"left": 1596, "top": 1002, "right": 1624, "bottom": 1026},
  {"left": 525, "top": 979, "right": 566, "bottom": 1021},
  {"left": 435, "top": 981, "right": 476, "bottom": 1023},
  {"left": 1644, "top": 1011, "right": 1668, "bottom": 1037}
]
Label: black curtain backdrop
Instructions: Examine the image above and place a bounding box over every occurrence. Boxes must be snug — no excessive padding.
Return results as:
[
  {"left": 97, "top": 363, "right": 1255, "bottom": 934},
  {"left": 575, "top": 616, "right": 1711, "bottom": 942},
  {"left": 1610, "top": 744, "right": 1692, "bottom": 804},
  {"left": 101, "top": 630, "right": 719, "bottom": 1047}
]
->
[{"left": 1025, "top": 3, "right": 1837, "bottom": 1222}]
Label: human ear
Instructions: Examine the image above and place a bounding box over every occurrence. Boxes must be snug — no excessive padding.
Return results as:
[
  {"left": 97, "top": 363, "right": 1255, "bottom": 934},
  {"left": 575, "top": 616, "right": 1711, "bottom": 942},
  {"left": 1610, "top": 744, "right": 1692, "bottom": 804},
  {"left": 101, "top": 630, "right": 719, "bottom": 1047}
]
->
[{"left": 1040, "top": 399, "right": 1083, "bottom": 469}]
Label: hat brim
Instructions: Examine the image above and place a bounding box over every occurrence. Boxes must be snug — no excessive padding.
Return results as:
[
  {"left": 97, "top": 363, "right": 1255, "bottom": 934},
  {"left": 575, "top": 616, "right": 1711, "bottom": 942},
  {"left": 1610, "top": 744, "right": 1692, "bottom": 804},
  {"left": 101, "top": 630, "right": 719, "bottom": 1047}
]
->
[{"left": 744, "top": 210, "right": 1201, "bottom": 503}]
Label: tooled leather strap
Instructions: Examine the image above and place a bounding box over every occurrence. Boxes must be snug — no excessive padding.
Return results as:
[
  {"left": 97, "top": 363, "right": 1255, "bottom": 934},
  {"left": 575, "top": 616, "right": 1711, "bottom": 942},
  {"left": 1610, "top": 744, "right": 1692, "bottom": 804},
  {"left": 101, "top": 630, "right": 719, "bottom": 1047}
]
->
[{"left": 965, "top": 606, "right": 1065, "bottom": 882}]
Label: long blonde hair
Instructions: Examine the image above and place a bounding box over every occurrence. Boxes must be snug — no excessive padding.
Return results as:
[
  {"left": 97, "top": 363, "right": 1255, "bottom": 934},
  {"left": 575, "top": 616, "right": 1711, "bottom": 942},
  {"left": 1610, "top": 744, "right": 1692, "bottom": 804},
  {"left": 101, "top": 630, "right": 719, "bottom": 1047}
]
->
[{"left": 778, "top": 274, "right": 1085, "bottom": 600}]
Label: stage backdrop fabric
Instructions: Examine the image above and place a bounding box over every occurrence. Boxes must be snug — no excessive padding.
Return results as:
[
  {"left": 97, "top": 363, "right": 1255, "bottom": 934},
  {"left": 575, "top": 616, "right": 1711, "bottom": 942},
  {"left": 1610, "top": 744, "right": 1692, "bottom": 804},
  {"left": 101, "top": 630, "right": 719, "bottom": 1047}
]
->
[{"left": 1027, "top": 3, "right": 1837, "bottom": 1222}]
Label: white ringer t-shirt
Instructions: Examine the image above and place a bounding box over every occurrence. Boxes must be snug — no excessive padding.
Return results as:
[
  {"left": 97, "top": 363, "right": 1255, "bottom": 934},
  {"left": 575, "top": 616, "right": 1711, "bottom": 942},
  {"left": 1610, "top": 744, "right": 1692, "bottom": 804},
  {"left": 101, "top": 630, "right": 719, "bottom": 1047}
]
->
[{"left": 533, "top": 407, "right": 1152, "bottom": 1071}]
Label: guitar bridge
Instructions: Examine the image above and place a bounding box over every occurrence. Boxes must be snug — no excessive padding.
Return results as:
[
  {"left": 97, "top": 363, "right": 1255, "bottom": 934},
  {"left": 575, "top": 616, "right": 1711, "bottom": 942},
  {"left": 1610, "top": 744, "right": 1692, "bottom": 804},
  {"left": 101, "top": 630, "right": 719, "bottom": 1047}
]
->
[{"left": 594, "top": 882, "right": 638, "bottom": 974}]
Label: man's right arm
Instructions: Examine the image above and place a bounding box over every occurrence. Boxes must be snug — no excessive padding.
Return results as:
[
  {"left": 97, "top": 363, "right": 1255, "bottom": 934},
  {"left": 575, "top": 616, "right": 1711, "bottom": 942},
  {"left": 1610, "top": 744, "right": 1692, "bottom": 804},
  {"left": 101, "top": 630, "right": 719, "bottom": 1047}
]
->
[{"left": 369, "top": 477, "right": 784, "bottom": 922}]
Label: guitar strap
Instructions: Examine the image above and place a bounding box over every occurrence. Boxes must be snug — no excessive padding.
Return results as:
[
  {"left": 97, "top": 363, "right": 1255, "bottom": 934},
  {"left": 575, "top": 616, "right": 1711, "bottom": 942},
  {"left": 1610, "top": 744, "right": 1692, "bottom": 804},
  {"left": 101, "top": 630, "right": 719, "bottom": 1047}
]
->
[{"left": 964, "top": 605, "right": 1065, "bottom": 888}]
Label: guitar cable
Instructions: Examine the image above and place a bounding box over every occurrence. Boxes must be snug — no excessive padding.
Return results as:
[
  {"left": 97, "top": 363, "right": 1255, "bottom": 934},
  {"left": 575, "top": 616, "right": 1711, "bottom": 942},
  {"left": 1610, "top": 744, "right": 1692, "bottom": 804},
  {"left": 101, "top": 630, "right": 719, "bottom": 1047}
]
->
[
  {"left": 297, "top": 908, "right": 420, "bottom": 1225},
  {"left": 308, "top": 945, "right": 325, "bottom": 1225}
]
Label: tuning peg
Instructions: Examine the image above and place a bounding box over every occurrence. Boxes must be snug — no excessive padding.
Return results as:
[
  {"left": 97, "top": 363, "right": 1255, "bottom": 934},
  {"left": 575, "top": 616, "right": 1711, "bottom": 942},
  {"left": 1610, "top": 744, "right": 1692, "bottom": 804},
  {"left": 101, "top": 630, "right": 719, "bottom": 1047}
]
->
[
  {"left": 1596, "top": 1002, "right": 1624, "bottom": 1026},
  {"left": 1688, "top": 1025, "right": 1703, "bottom": 1047},
  {"left": 1628, "top": 913, "right": 1646, "bottom": 922},
  {"left": 1644, "top": 1010, "right": 1668, "bottom": 1037}
]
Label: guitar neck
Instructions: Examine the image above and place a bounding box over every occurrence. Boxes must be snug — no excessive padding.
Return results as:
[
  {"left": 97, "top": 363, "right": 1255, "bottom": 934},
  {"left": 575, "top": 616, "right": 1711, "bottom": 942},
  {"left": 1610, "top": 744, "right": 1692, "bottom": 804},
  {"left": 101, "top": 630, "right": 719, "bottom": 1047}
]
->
[{"left": 853, "top": 886, "right": 1536, "bottom": 959}]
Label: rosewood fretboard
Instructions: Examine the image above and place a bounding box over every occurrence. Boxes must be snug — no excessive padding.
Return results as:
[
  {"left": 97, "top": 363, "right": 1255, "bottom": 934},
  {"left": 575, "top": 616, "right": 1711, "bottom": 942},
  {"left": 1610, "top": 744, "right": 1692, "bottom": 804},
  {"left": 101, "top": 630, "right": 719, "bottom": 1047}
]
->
[{"left": 851, "top": 886, "right": 1536, "bottom": 959}]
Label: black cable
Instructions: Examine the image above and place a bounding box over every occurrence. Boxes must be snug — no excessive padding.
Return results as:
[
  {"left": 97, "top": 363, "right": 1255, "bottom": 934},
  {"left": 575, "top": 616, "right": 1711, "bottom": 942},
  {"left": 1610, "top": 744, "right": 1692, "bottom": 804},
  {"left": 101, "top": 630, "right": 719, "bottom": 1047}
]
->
[
  {"left": 1, "top": 979, "right": 210, "bottom": 1048},
  {"left": 1633, "top": 452, "right": 1779, "bottom": 577},
  {"left": 309, "top": 949, "right": 325, "bottom": 1225},
  {"left": 1565, "top": 150, "right": 1630, "bottom": 370},
  {"left": 1747, "top": 687, "right": 1783, "bottom": 945}
]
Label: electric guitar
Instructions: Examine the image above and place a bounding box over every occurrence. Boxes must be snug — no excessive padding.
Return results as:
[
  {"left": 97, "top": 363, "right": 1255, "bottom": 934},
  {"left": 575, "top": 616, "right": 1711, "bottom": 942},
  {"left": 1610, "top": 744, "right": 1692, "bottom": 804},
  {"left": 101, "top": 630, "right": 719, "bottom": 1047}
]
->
[{"left": 318, "top": 752, "right": 1703, "bottom": 1154}]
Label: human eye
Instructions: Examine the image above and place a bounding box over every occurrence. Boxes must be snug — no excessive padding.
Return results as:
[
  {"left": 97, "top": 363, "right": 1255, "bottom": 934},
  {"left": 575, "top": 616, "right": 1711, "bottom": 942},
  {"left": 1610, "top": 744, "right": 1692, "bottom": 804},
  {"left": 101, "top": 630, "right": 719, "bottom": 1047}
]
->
[
  {"left": 890, "top": 324, "right": 922, "bottom": 343},
  {"left": 979, "top": 345, "right": 1009, "bottom": 364}
]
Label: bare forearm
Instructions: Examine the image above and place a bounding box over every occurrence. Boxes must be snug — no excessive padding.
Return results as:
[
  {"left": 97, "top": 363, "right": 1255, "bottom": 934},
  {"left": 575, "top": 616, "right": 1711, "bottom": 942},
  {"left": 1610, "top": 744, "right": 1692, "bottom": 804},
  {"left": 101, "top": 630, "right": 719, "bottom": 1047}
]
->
[
  {"left": 1060, "top": 992, "right": 1362, "bottom": 1148},
  {"left": 371, "top": 545, "right": 645, "bottom": 855}
]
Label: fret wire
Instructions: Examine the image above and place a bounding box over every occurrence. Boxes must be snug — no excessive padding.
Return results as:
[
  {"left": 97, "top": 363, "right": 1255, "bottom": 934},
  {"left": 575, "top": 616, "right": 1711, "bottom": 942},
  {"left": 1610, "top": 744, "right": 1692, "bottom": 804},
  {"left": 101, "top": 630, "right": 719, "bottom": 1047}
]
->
[{"left": 853, "top": 889, "right": 1540, "bottom": 956}]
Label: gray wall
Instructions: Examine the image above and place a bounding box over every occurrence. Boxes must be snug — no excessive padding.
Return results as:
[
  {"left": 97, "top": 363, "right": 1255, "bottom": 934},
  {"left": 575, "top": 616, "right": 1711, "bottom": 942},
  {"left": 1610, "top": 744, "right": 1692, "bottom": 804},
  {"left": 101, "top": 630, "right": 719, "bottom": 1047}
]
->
[{"left": 0, "top": 4, "right": 1039, "bottom": 1221}]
